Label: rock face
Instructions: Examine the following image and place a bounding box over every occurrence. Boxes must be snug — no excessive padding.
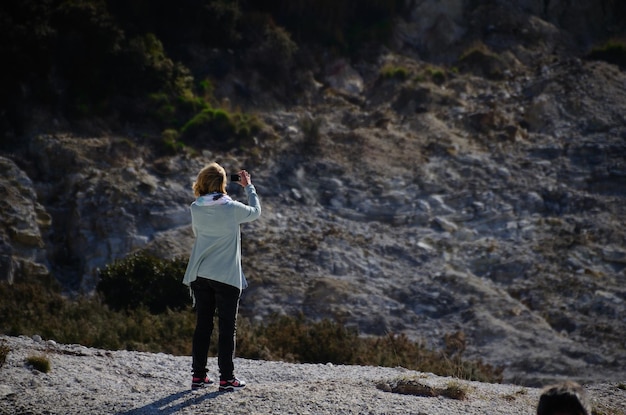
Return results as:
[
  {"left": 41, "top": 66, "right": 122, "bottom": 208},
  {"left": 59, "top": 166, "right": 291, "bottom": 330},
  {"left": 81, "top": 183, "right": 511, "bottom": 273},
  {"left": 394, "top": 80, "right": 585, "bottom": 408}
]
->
[
  {"left": 1, "top": 2, "right": 625, "bottom": 386},
  {"left": 12, "top": 135, "right": 216, "bottom": 291},
  {"left": 0, "top": 157, "right": 50, "bottom": 284}
]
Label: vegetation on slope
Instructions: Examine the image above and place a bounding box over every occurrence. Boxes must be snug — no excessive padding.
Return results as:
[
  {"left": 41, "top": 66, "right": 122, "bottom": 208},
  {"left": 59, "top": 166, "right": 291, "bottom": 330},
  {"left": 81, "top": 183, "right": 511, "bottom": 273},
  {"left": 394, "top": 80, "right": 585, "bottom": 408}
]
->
[
  {"left": 0, "top": 251, "right": 502, "bottom": 383},
  {"left": 0, "top": 0, "right": 404, "bottom": 148}
]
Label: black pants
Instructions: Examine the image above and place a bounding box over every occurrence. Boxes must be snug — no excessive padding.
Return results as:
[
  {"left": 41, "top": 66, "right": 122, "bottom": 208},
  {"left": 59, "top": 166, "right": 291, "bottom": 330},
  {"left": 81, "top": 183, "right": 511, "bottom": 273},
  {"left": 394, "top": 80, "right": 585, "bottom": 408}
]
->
[{"left": 191, "top": 277, "right": 241, "bottom": 381}]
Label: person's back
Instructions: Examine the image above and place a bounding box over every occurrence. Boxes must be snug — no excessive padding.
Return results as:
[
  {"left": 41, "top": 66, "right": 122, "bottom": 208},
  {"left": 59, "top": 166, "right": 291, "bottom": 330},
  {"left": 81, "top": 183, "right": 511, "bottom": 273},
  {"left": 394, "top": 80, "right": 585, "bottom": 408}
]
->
[
  {"left": 536, "top": 381, "right": 591, "bottom": 415},
  {"left": 183, "top": 163, "right": 260, "bottom": 392}
]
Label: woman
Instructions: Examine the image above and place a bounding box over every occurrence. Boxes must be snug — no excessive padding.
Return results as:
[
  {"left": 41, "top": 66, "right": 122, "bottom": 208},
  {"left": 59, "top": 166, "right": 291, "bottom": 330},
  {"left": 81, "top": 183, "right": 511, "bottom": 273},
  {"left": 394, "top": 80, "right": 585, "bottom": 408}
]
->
[{"left": 183, "top": 162, "right": 261, "bottom": 391}]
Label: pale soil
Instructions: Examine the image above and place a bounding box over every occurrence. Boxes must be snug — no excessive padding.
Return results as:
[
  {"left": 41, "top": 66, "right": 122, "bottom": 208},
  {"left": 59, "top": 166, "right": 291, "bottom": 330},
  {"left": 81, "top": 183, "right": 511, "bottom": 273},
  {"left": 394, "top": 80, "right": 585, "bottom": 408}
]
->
[{"left": 1, "top": 335, "right": 625, "bottom": 415}]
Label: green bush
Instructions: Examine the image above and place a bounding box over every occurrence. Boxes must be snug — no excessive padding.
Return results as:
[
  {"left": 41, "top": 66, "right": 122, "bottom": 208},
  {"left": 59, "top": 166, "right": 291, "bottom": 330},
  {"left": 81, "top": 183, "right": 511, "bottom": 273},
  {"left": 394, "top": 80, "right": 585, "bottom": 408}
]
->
[
  {"left": 180, "top": 107, "right": 263, "bottom": 150},
  {"left": 150, "top": 75, "right": 264, "bottom": 152},
  {"left": 252, "top": 23, "right": 298, "bottom": 81},
  {"left": 122, "top": 33, "right": 194, "bottom": 96},
  {"left": 426, "top": 67, "right": 447, "bottom": 85},
  {"left": 381, "top": 64, "right": 410, "bottom": 81},
  {"left": 97, "top": 251, "right": 189, "bottom": 313},
  {"left": 148, "top": 90, "right": 209, "bottom": 129},
  {"left": 181, "top": 108, "right": 228, "bottom": 144},
  {"left": 160, "top": 128, "right": 185, "bottom": 154}
]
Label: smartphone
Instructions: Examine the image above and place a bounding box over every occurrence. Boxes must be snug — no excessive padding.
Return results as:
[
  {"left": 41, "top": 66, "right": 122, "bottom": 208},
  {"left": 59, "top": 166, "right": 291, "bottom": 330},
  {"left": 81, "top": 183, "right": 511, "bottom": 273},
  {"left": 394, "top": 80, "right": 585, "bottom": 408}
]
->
[{"left": 230, "top": 174, "right": 241, "bottom": 182}]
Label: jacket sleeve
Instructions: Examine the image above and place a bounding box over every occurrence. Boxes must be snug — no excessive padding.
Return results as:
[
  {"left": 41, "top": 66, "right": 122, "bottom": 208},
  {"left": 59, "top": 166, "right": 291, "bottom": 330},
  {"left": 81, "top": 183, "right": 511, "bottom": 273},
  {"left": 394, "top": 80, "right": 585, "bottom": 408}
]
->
[{"left": 234, "top": 184, "right": 261, "bottom": 223}]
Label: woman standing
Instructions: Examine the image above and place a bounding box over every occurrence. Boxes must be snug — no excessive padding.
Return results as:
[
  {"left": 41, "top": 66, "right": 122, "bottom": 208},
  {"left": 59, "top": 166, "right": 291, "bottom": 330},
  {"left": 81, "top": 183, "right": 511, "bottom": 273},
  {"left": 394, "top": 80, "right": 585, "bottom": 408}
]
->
[{"left": 183, "top": 162, "right": 261, "bottom": 391}]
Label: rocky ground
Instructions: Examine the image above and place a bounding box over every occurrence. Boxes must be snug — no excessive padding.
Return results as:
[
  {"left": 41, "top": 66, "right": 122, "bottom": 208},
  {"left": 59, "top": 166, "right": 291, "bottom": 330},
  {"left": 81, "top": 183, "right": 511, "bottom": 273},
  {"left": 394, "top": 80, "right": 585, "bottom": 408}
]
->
[
  {"left": 1, "top": 335, "right": 626, "bottom": 415},
  {"left": 1, "top": 1, "right": 625, "bottom": 388}
]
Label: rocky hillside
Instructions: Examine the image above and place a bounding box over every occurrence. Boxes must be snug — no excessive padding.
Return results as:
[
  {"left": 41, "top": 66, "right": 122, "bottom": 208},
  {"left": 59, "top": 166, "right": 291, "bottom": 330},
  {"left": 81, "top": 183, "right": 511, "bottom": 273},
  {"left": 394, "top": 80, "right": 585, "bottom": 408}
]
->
[{"left": 1, "top": 1, "right": 625, "bottom": 386}]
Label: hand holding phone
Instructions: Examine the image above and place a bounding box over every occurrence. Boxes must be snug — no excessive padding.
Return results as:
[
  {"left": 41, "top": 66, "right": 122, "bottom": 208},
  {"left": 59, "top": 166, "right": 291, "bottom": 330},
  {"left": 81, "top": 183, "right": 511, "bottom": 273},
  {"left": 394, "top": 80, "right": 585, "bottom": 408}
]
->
[
  {"left": 235, "top": 170, "right": 251, "bottom": 186},
  {"left": 238, "top": 170, "right": 252, "bottom": 187}
]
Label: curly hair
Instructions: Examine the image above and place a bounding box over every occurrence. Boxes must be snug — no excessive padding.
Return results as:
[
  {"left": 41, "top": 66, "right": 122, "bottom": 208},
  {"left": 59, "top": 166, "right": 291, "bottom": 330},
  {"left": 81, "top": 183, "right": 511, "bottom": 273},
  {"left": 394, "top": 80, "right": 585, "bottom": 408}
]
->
[{"left": 193, "top": 162, "right": 227, "bottom": 197}]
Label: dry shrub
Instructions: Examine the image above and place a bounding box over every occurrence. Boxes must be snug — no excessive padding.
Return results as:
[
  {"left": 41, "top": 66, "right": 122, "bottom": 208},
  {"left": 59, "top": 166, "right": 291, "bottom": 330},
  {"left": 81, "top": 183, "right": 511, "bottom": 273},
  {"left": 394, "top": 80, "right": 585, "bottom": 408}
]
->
[
  {"left": 237, "top": 317, "right": 503, "bottom": 383},
  {"left": 0, "top": 342, "right": 9, "bottom": 368},
  {"left": 457, "top": 41, "right": 506, "bottom": 80},
  {"left": 442, "top": 381, "right": 468, "bottom": 400},
  {"left": 377, "top": 377, "right": 469, "bottom": 400},
  {"left": 1, "top": 273, "right": 502, "bottom": 383},
  {"left": 299, "top": 115, "right": 324, "bottom": 156},
  {"left": 26, "top": 355, "right": 50, "bottom": 373}
]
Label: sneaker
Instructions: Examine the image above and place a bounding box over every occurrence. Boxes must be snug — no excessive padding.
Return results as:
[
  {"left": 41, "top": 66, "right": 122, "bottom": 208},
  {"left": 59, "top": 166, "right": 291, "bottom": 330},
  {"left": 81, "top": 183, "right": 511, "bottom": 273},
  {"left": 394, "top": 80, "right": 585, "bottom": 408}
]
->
[
  {"left": 219, "top": 378, "right": 246, "bottom": 392},
  {"left": 191, "top": 376, "right": 214, "bottom": 390}
]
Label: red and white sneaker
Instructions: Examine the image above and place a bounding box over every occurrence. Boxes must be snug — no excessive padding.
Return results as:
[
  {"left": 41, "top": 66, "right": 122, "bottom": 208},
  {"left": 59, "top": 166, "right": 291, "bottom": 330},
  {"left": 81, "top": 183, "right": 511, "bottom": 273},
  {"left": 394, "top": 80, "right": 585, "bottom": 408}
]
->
[
  {"left": 219, "top": 378, "right": 246, "bottom": 391},
  {"left": 191, "top": 376, "right": 214, "bottom": 390}
]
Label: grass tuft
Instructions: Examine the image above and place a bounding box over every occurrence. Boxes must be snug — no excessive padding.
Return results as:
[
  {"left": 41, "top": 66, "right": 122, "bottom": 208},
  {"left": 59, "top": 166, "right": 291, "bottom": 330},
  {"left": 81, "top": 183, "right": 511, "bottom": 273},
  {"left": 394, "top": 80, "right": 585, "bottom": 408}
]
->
[
  {"left": 441, "top": 381, "right": 468, "bottom": 400},
  {"left": 26, "top": 355, "right": 50, "bottom": 373},
  {"left": 0, "top": 341, "right": 9, "bottom": 368}
]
